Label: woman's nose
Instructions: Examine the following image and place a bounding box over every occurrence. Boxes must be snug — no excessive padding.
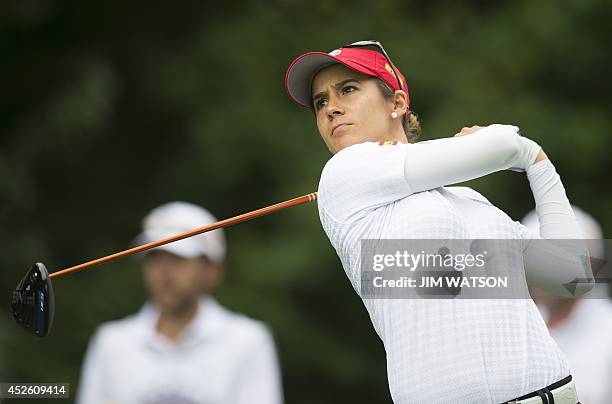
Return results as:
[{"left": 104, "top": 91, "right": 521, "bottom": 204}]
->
[{"left": 325, "top": 98, "right": 344, "bottom": 119}]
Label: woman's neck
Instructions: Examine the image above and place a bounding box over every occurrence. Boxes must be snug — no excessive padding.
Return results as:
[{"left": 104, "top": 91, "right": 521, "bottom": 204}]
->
[{"left": 378, "top": 127, "right": 409, "bottom": 144}]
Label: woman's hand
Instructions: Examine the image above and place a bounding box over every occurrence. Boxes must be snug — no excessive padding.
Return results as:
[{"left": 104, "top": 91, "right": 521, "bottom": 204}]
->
[
  {"left": 454, "top": 125, "right": 483, "bottom": 137},
  {"left": 534, "top": 149, "right": 548, "bottom": 163}
]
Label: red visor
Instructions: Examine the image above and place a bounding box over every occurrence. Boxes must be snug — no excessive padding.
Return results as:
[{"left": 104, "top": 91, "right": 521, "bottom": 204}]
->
[{"left": 285, "top": 47, "right": 409, "bottom": 109}]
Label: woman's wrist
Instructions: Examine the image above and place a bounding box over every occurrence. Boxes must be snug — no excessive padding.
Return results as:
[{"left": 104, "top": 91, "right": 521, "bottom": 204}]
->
[{"left": 509, "top": 134, "right": 542, "bottom": 172}]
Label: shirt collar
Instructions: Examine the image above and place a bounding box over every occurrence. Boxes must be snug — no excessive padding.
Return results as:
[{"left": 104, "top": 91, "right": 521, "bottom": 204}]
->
[{"left": 138, "top": 296, "right": 227, "bottom": 351}]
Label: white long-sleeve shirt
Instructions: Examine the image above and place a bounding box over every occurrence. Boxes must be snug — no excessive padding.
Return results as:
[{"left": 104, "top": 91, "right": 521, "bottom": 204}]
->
[
  {"left": 317, "top": 125, "right": 592, "bottom": 403},
  {"left": 76, "top": 297, "right": 283, "bottom": 404}
]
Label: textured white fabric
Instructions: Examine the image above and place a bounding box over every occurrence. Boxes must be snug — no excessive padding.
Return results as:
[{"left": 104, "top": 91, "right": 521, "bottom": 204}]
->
[
  {"left": 522, "top": 205, "right": 605, "bottom": 265},
  {"left": 403, "top": 124, "right": 523, "bottom": 194},
  {"left": 403, "top": 124, "right": 542, "bottom": 189},
  {"left": 76, "top": 298, "right": 283, "bottom": 404},
  {"left": 521, "top": 160, "right": 593, "bottom": 297},
  {"left": 509, "top": 136, "right": 542, "bottom": 172},
  {"left": 317, "top": 138, "right": 580, "bottom": 403},
  {"left": 525, "top": 160, "right": 581, "bottom": 239}
]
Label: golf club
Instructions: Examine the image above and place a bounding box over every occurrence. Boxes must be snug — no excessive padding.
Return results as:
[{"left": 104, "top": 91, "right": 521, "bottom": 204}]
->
[{"left": 11, "top": 192, "right": 318, "bottom": 337}]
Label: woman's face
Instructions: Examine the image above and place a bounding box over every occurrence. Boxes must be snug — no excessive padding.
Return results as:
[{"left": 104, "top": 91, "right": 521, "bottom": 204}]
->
[{"left": 311, "top": 64, "right": 397, "bottom": 153}]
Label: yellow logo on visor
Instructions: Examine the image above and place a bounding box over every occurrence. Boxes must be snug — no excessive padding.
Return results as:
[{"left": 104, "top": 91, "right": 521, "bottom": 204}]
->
[{"left": 385, "top": 63, "right": 404, "bottom": 88}]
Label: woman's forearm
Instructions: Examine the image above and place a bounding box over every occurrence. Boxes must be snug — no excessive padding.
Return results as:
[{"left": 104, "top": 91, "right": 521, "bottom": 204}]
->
[
  {"left": 404, "top": 124, "right": 537, "bottom": 193},
  {"left": 526, "top": 159, "right": 580, "bottom": 238},
  {"left": 523, "top": 159, "right": 594, "bottom": 297}
]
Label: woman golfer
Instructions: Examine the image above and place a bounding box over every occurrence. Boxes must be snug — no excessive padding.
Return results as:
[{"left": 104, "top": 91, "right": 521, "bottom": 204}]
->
[{"left": 285, "top": 41, "right": 592, "bottom": 403}]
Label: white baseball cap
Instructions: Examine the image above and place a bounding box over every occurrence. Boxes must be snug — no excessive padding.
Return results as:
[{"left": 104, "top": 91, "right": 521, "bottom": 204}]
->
[{"left": 135, "top": 201, "right": 226, "bottom": 263}]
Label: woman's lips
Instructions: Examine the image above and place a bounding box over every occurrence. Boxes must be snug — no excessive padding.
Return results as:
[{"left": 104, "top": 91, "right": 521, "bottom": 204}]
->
[{"left": 332, "top": 123, "right": 351, "bottom": 136}]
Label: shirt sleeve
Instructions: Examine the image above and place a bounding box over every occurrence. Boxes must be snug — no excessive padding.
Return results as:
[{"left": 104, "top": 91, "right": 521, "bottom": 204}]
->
[
  {"left": 318, "top": 124, "right": 523, "bottom": 223},
  {"left": 520, "top": 159, "right": 594, "bottom": 297},
  {"left": 231, "top": 325, "right": 284, "bottom": 404}
]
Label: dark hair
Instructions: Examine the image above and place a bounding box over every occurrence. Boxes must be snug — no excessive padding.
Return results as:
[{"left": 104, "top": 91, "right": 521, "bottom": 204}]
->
[{"left": 375, "top": 79, "right": 421, "bottom": 143}]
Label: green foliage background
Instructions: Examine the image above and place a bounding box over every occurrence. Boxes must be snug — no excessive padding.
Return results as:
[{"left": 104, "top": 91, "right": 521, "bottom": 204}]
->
[{"left": 1, "top": 1, "right": 610, "bottom": 403}]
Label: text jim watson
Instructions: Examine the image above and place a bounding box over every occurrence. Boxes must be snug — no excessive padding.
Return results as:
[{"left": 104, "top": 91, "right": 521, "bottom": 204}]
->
[{"left": 372, "top": 276, "right": 509, "bottom": 288}]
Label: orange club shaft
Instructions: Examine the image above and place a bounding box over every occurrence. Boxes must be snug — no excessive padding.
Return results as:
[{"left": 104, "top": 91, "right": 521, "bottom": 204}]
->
[{"left": 49, "top": 192, "right": 318, "bottom": 279}]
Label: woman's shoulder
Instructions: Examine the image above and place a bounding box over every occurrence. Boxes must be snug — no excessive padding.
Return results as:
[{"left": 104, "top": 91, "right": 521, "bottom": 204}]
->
[
  {"left": 323, "top": 141, "right": 380, "bottom": 165},
  {"left": 321, "top": 141, "right": 404, "bottom": 177}
]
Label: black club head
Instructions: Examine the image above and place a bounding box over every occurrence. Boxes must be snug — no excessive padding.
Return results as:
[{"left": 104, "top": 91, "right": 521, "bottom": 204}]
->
[{"left": 11, "top": 263, "right": 55, "bottom": 337}]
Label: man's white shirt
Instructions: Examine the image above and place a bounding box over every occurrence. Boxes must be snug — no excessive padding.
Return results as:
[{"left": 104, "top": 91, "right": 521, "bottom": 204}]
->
[
  {"left": 539, "top": 298, "right": 612, "bottom": 404},
  {"left": 76, "top": 297, "right": 283, "bottom": 404},
  {"left": 317, "top": 140, "right": 579, "bottom": 403}
]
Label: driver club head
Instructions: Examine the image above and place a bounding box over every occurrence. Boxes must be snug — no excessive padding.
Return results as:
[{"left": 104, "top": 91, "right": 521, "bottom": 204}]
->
[{"left": 11, "top": 262, "right": 55, "bottom": 337}]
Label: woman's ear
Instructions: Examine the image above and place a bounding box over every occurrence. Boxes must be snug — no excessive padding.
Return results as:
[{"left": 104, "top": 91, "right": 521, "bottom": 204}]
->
[{"left": 393, "top": 90, "right": 409, "bottom": 116}]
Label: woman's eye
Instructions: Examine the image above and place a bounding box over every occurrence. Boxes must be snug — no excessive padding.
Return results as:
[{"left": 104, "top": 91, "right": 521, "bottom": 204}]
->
[
  {"left": 315, "top": 99, "right": 327, "bottom": 110},
  {"left": 342, "top": 86, "right": 356, "bottom": 94}
]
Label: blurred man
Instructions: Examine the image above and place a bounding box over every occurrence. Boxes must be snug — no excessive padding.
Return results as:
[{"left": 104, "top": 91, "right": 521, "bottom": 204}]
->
[
  {"left": 522, "top": 206, "right": 612, "bottom": 404},
  {"left": 76, "top": 202, "right": 283, "bottom": 404}
]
